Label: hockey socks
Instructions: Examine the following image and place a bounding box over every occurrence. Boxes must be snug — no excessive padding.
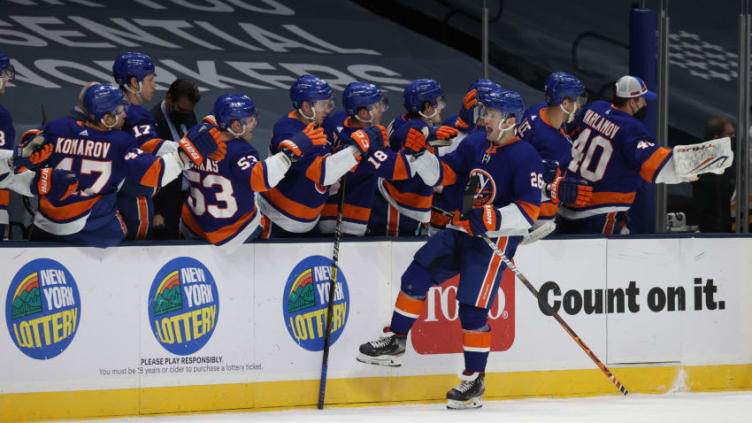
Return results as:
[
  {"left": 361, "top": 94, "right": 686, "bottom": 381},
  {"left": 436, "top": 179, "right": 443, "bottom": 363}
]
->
[
  {"left": 390, "top": 291, "right": 424, "bottom": 334},
  {"left": 462, "top": 329, "right": 491, "bottom": 372}
]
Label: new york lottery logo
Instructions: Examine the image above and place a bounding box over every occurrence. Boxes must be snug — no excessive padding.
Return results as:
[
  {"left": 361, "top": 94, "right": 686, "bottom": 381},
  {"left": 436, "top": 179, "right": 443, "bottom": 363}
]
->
[
  {"left": 283, "top": 256, "right": 349, "bottom": 352},
  {"left": 148, "top": 257, "right": 219, "bottom": 356},
  {"left": 5, "top": 258, "right": 81, "bottom": 360}
]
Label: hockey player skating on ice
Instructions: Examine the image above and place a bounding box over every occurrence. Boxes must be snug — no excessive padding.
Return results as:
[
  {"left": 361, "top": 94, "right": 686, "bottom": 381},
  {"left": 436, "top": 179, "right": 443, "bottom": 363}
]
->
[
  {"left": 357, "top": 89, "right": 543, "bottom": 409},
  {"left": 180, "top": 94, "right": 316, "bottom": 249},
  {"left": 558, "top": 75, "right": 733, "bottom": 234}
]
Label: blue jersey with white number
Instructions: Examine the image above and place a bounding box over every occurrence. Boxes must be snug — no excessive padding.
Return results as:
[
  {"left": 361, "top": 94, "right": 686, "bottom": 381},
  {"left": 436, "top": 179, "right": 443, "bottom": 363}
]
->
[
  {"left": 318, "top": 110, "right": 411, "bottom": 235},
  {"left": 560, "top": 100, "right": 672, "bottom": 220},
  {"left": 33, "top": 117, "right": 168, "bottom": 240},
  {"left": 181, "top": 132, "right": 272, "bottom": 246},
  {"left": 437, "top": 136, "right": 543, "bottom": 226},
  {"left": 517, "top": 102, "right": 574, "bottom": 222}
]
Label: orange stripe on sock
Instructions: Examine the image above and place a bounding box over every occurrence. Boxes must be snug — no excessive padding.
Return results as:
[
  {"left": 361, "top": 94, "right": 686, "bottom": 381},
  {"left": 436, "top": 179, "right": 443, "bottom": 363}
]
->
[
  {"left": 463, "top": 330, "right": 491, "bottom": 349},
  {"left": 395, "top": 291, "right": 424, "bottom": 317},
  {"left": 603, "top": 212, "right": 616, "bottom": 235}
]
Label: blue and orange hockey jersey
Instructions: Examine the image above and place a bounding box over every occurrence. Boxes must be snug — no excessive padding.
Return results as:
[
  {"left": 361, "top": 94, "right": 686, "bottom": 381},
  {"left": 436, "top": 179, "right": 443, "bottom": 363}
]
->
[
  {"left": 32, "top": 117, "right": 179, "bottom": 246},
  {"left": 378, "top": 115, "right": 438, "bottom": 223},
  {"left": 559, "top": 100, "right": 672, "bottom": 220},
  {"left": 181, "top": 135, "right": 276, "bottom": 248},
  {"left": 258, "top": 112, "right": 349, "bottom": 233},
  {"left": 118, "top": 104, "right": 168, "bottom": 239},
  {"left": 518, "top": 102, "right": 573, "bottom": 223},
  {"left": 435, "top": 136, "right": 543, "bottom": 236},
  {"left": 0, "top": 104, "right": 15, "bottom": 238},
  {"left": 318, "top": 111, "right": 411, "bottom": 235}
]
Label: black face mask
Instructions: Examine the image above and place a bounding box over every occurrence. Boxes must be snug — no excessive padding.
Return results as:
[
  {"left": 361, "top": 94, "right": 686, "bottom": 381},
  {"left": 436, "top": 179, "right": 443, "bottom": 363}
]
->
[
  {"left": 169, "top": 110, "right": 190, "bottom": 124},
  {"left": 633, "top": 105, "right": 647, "bottom": 121}
]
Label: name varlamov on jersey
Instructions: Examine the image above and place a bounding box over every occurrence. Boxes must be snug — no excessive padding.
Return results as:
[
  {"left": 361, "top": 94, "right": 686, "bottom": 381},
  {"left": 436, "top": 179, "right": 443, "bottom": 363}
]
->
[
  {"left": 582, "top": 109, "right": 622, "bottom": 139},
  {"left": 195, "top": 158, "right": 219, "bottom": 173},
  {"left": 55, "top": 137, "right": 111, "bottom": 159}
]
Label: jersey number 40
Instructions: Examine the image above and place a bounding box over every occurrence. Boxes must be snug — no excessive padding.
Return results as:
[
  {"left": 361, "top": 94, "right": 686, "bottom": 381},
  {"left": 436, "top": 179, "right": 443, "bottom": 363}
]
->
[{"left": 568, "top": 128, "right": 613, "bottom": 183}]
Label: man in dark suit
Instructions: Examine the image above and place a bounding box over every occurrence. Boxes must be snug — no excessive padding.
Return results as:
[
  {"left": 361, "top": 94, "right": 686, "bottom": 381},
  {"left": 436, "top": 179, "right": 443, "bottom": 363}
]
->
[{"left": 150, "top": 78, "right": 200, "bottom": 240}]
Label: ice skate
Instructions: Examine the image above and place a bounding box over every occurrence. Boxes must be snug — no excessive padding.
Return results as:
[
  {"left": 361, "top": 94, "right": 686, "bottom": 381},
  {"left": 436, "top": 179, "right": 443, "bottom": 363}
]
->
[
  {"left": 356, "top": 327, "right": 406, "bottom": 367},
  {"left": 446, "top": 371, "right": 485, "bottom": 409}
]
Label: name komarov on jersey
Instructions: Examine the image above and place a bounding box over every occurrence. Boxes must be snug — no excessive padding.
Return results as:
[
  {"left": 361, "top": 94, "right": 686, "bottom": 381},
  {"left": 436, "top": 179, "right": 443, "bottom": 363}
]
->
[{"left": 54, "top": 137, "right": 111, "bottom": 159}]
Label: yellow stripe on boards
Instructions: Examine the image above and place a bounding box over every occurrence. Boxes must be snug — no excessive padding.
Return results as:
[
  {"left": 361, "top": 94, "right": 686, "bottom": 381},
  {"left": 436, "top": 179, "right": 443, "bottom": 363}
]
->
[{"left": 2, "top": 364, "right": 752, "bottom": 422}]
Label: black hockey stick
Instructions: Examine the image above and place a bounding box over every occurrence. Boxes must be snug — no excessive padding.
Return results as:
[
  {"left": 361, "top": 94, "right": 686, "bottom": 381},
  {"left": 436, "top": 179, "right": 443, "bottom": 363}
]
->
[
  {"left": 461, "top": 175, "right": 629, "bottom": 396},
  {"left": 317, "top": 176, "right": 346, "bottom": 409}
]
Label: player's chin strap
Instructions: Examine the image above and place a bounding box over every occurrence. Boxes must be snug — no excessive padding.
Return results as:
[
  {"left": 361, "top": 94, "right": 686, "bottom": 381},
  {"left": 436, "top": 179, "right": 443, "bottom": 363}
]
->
[
  {"left": 298, "top": 107, "right": 316, "bottom": 123},
  {"left": 560, "top": 103, "right": 578, "bottom": 124},
  {"left": 124, "top": 81, "right": 144, "bottom": 104},
  {"left": 100, "top": 113, "right": 120, "bottom": 130},
  {"left": 496, "top": 117, "right": 516, "bottom": 142},
  {"left": 354, "top": 110, "right": 374, "bottom": 124},
  {"left": 226, "top": 120, "right": 246, "bottom": 138}
]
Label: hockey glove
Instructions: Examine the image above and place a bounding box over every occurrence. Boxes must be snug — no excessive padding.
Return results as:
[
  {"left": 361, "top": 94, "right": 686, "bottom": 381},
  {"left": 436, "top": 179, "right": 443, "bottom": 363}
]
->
[
  {"left": 455, "top": 88, "right": 478, "bottom": 129},
  {"left": 13, "top": 130, "right": 54, "bottom": 172},
  {"left": 548, "top": 176, "right": 592, "bottom": 206},
  {"left": 280, "top": 122, "right": 328, "bottom": 163},
  {"left": 31, "top": 168, "right": 78, "bottom": 202},
  {"left": 427, "top": 125, "right": 459, "bottom": 147},
  {"left": 451, "top": 204, "right": 501, "bottom": 237},
  {"left": 179, "top": 123, "right": 227, "bottom": 165},
  {"left": 403, "top": 126, "right": 429, "bottom": 156}
]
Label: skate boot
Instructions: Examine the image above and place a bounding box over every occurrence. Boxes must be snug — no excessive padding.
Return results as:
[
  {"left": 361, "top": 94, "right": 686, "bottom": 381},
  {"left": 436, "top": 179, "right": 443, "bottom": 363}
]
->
[
  {"left": 356, "top": 327, "right": 407, "bottom": 367},
  {"left": 446, "top": 371, "right": 485, "bottom": 409}
]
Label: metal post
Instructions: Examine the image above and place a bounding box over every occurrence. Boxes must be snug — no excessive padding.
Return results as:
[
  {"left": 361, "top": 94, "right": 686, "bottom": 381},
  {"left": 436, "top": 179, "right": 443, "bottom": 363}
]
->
[
  {"left": 655, "top": 0, "right": 670, "bottom": 233},
  {"left": 482, "top": 0, "right": 489, "bottom": 78},
  {"left": 737, "top": 0, "right": 751, "bottom": 232}
]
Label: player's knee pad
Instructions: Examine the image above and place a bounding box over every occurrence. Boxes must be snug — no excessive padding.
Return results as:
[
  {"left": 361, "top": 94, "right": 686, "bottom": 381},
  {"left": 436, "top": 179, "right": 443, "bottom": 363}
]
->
[
  {"left": 401, "top": 261, "right": 433, "bottom": 299},
  {"left": 459, "top": 303, "right": 489, "bottom": 331}
]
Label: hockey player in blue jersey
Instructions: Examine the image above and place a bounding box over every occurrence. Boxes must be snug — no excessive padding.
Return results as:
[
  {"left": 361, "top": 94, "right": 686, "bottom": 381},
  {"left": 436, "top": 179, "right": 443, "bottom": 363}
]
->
[
  {"left": 180, "top": 94, "right": 318, "bottom": 250},
  {"left": 18, "top": 83, "right": 224, "bottom": 247},
  {"left": 112, "top": 52, "right": 165, "bottom": 240},
  {"left": 258, "top": 74, "right": 373, "bottom": 237},
  {"left": 0, "top": 51, "right": 16, "bottom": 239},
  {"left": 558, "top": 75, "right": 732, "bottom": 234},
  {"left": 318, "top": 82, "right": 413, "bottom": 236},
  {"left": 517, "top": 72, "right": 592, "bottom": 238},
  {"left": 357, "top": 89, "right": 544, "bottom": 409},
  {"left": 369, "top": 79, "right": 459, "bottom": 236},
  {"left": 431, "top": 79, "right": 502, "bottom": 233}
]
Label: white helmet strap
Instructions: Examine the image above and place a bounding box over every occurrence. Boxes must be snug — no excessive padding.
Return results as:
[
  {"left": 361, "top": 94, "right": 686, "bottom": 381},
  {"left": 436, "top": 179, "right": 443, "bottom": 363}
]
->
[
  {"left": 298, "top": 106, "right": 316, "bottom": 122},
  {"left": 560, "top": 102, "right": 577, "bottom": 124},
  {"left": 124, "top": 80, "right": 143, "bottom": 103}
]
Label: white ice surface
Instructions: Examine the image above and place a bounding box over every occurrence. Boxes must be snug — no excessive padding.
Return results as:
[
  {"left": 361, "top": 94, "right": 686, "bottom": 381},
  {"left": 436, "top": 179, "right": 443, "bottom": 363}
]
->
[{"left": 55, "top": 391, "right": 752, "bottom": 423}]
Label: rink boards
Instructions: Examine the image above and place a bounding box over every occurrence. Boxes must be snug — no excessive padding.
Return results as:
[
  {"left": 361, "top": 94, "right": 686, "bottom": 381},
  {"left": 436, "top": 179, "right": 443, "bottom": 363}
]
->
[{"left": 1, "top": 236, "right": 751, "bottom": 422}]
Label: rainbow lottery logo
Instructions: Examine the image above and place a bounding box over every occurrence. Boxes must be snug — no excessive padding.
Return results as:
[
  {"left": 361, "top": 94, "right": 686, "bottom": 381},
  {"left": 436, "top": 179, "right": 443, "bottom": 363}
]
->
[
  {"left": 5, "top": 258, "right": 81, "bottom": 360},
  {"left": 148, "top": 257, "right": 219, "bottom": 355},
  {"left": 283, "top": 255, "right": 350, "bottom": 351}
]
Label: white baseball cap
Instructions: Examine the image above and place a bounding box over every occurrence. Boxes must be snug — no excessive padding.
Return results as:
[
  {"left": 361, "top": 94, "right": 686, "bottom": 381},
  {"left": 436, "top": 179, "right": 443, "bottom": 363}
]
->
[{"left": 615, "top": 75, "right": 656, "bottom": 101}]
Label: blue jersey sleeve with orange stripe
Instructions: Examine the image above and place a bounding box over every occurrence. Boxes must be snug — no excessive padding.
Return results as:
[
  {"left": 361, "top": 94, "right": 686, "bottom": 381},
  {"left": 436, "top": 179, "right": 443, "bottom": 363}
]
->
[{"left": 124, "top": 104, "right": 166, "bottom": 153}]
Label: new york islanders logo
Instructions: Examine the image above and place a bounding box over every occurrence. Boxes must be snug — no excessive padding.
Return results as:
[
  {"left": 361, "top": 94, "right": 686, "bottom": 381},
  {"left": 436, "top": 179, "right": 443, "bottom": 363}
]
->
[
  {"left": 148, "top": 257, "right": 219, "bottom": 355},
  {"left": 5, "top": 259, "right": 81, "bottom": 360},
  {"left": 282, "top": 256, "right": 349, "bottom": 351},
  {"left": 469, "top": 168, "right": 496, "bottom": 207}
]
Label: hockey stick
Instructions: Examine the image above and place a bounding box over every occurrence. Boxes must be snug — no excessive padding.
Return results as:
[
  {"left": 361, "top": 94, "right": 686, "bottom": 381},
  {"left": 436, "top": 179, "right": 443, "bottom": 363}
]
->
[
  {"left": 461, "top": 175, "right": 629, "bottom": 396},
  {"left": 317, "top": 176, "right": 346, "bottom": 409}
]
